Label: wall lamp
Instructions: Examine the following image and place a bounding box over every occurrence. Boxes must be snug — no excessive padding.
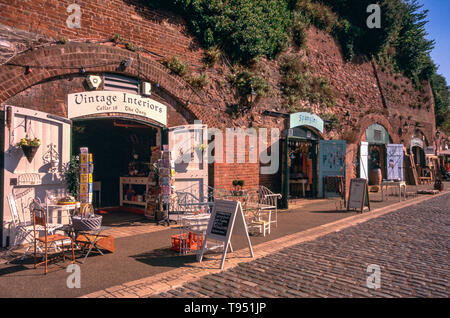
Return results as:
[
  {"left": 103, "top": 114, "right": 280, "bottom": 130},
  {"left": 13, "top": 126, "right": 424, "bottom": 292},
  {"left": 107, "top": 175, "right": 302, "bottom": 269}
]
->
[
  {"left": 121, "top": 58, "right": 133, "bottom": 68},
  {"left": 246, "top": 85, "right": 257, "bottom": 104}
]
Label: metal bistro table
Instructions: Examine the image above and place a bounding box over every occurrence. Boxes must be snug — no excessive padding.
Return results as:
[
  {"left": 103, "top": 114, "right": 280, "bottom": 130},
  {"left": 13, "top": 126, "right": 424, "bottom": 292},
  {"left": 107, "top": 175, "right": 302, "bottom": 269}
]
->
[
  {"left": 381, "top": 180, "right": 407, "bottom": 202},
  {"left": 62, "top": 225, "right": 111, "bottom": 263},
  {"left": 46, "top": 203, "right": 78, "bottom": 226}
]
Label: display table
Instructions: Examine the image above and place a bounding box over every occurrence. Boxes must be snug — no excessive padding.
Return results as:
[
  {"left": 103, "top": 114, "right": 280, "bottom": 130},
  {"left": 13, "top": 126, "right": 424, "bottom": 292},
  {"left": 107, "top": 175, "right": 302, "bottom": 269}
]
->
[
  {"left": 119, "top": 176, "right": 155, "bottom": 207},
  {"left": 381, "top": 180, "right": 407, "bottom": 202},
  {"left": 289, "top": 179, "right": 307, "bottom": 197},
  {"left": 46, "top": 203, "right": 78, "bottom": 226}
]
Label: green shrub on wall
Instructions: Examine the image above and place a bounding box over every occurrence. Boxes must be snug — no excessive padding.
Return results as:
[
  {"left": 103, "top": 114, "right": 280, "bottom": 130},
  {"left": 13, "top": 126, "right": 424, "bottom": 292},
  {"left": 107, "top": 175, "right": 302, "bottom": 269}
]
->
[
  {"left": 152, "top": 0, "right": 293, "bottom": 65},
  {"left": 280, "top": 54, "right": 335, "bottom": 110}
]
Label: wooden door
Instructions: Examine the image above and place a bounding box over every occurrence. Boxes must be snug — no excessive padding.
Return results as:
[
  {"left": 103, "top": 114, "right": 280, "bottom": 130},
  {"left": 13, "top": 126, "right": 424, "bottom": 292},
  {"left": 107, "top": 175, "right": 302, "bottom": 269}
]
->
[
  {"left": 360, "top": 142, "right": 369, "bottom": 180},
  {"left": 168, "top": 124, "right": 208, "bottom": 206},
  {"left": 1, "top": 106, "right": 71, "bottom": 247}
]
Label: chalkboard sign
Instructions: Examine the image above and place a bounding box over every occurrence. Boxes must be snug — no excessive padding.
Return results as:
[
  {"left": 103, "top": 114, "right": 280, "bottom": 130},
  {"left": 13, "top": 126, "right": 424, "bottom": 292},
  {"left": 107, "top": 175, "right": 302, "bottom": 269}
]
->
[
  {"left": 347, "top": 178, "right": 370, "bottom": 213},
  {"left": 211, "top": 211, "right": 232, "bottom": 236},
  {"left": 199, "top": 199, "right": 254, "bottom": 269}
]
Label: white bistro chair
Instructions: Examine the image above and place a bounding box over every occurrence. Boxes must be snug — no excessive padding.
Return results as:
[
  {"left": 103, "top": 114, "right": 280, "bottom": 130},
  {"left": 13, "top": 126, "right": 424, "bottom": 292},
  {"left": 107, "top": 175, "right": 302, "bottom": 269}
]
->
[{"left": 6, "top": 195, "right": 62, "bottom": 262}]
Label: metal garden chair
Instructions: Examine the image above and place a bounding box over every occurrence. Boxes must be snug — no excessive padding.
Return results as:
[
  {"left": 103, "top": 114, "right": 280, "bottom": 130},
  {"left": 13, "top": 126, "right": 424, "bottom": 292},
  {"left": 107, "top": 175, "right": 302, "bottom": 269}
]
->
[
  {"left": 257, "top": 185, "right": 282, "bottom": 229},
  {"left": 30, "top": 199, "right": 75, "bottom": 274}
]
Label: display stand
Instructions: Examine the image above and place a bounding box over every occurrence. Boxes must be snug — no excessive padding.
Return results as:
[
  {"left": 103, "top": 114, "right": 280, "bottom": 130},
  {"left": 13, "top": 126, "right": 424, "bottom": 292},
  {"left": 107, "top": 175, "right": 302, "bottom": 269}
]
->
[
  {"left": 79, "top": 148, "right": 94, "bottom": 213},
  {"left": 157, "top": 146, "right": 176, "bottom": 226},
  {"left": 144, "top": 173, "right": 158, "bottom": 219}
]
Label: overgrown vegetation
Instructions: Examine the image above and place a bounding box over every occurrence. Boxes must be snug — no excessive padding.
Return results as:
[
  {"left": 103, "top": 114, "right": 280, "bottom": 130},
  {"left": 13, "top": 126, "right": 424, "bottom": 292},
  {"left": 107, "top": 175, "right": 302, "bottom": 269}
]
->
[
  {"left": 187, "top": 73, "right": 209, "bottom": 90},
  {"left": 203, "top": 45, "right": 221, "bottom": 68},
  {"left": 162, "top": 56, "right": 189, "bottom": 77},
  {"left": 279, "top": 54, "right": 335, "bottom": 111},
  {"left": 431, "top": 73, "right": 450, "bottom": 134},
  {"left": 229, "top": 70, "right": 270, "bottom": 101},
  {"left": 147, "top": 0, "right": 293, "bottom": 65},
  {"left": 148, "top": 0, "right": 448, "bottom": 128}
]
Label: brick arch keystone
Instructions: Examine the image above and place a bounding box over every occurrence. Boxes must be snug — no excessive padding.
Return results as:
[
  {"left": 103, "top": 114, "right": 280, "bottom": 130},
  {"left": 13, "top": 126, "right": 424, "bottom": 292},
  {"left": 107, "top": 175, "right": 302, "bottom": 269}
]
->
[{"left": 0, "top": 43, "right": 214, "bottom": 126}]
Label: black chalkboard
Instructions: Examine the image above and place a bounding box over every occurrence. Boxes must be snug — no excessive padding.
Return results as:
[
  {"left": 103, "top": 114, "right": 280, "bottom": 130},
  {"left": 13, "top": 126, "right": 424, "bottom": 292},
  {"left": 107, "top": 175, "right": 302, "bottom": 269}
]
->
[{"left": 210, "top": 211, "right": 232, "bottom": 236}]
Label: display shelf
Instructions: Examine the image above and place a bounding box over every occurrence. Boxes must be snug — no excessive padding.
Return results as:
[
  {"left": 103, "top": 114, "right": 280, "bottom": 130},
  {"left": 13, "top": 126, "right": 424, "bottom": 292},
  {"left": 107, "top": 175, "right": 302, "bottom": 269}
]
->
[
  {"left": 122, "top": 200, "right": 146, "bottom": 206},
  {"left": 120, "top": 176, "right": 156, "bottom": 208}
]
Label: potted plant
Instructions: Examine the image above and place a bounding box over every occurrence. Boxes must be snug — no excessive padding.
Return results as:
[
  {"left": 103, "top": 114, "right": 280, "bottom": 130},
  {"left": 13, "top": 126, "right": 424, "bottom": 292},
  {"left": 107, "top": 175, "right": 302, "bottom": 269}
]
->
[
  {"left": 237, "top": 180, "right": 245, "bottom": 195},
  {"left": 232, "top": 180, "right": 239, "bottom": 195},
  {"left": 232, "top": 179, "right": 245, "bottom": 195},
  {"left": 64, "top": 156, "right": 80, "bottom": 199},
  {"left": 17, "top": 136, "right": 41, "bottom": 163}
]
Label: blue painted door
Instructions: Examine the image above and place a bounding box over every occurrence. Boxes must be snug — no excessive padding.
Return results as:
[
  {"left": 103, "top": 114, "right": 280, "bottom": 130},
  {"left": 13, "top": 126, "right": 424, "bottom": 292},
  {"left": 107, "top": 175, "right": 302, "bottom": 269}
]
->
[
  {"left": 386, "top": 144, "right": 404, "bottom": 181},
  {"left": 318, "top": 140, "right": 346, "bottom": 198}
]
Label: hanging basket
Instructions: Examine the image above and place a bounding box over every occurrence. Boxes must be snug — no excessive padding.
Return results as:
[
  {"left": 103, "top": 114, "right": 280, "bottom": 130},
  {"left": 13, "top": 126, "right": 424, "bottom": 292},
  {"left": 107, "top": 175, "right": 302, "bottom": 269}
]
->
[{"left": 21, "top": 144, "right": 40, "bottom": 163}]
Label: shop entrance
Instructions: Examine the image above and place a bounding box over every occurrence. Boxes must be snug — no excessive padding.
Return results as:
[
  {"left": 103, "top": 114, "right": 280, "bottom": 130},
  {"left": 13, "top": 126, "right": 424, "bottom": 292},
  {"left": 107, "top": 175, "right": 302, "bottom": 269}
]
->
[
  {"left": 281, "top": 127, "right": 319, "bottom": 208},
  {"left": 72, "top": 118, "right": 161, "bottom": 214}
]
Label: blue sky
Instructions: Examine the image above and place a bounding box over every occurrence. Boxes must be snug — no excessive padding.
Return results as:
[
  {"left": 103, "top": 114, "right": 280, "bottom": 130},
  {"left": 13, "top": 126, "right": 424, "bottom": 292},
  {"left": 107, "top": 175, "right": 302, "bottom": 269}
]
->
[{"left": 418, "top": 0, "right": 450, "bottom": 83}]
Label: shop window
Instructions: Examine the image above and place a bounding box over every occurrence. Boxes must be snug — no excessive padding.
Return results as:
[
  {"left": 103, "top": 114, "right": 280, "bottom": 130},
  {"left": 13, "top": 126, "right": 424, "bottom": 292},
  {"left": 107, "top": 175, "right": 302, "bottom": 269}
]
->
[
  {"left": 104, "top": 73, "right": 139, "bottom": 94},
  {"left": 374, "top": 129, "right": 382, "bottom": 141}
]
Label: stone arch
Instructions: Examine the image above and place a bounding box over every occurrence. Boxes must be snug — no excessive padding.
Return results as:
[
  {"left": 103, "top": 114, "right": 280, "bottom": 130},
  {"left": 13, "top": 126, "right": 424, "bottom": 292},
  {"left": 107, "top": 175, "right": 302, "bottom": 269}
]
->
[
  {"left": 356, "top": 114, "right": 399, "bottom": 144},
  {"left": 0, "top": 42, "right": 213, "bottom": 126}
]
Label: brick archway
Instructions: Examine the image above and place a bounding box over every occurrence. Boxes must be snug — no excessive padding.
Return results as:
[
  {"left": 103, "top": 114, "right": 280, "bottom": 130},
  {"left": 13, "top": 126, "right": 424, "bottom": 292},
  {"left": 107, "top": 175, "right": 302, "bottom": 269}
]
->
[
  {"left": 357, "top": 114, "right": 399, "bottom": 144},
  {"left": 0, "top": 43, "right": 213, "bottom": 125}
]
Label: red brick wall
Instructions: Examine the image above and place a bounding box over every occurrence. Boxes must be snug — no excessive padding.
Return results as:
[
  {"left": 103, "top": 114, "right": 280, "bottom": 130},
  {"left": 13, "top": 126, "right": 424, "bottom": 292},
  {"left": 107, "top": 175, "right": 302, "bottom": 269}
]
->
[
  {"left": 0, "top": 1, "right": 438, "bottom": 193},
  {"left": 0, "top": 0, "right": 203, "bottom": 67},
  {"left": 3, "top": 74, "right": 190, "bottom": 127}
]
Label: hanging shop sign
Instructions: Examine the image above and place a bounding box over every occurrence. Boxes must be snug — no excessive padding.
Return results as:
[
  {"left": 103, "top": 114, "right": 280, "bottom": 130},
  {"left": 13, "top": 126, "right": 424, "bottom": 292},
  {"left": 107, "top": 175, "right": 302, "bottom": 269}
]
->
[
  {"left": 424, "top": 146, "right": 434, "bottom": 155},
  {"left": 410, "top": 137, "right": 424, "bottom": 149},
  {"left": 289, "top": 112, "right": 324, "bottom": 133},
  {"left": 67, "top": 91, "right": 167, "bottom": 126}
]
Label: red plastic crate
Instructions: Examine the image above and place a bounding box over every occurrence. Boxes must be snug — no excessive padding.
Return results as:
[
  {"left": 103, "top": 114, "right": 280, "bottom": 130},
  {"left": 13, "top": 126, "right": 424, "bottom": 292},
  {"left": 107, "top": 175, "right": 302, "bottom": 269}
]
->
[{"left": 171, "top": 232, "right": 204, "bottom": 252}]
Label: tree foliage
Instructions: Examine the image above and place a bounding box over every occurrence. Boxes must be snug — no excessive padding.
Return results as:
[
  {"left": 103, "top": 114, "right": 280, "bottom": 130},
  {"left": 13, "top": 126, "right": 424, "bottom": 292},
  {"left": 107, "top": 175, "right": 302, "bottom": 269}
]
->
[{"left": 431, "top": 73, "right": 450, "bottom": 134}]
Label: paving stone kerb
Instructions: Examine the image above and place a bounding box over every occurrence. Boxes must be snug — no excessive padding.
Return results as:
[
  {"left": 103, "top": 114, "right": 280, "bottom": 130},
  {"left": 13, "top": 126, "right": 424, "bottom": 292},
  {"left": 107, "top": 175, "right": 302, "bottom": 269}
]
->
[{"left": 81, "top": 189, "right": 450, "bottom": 298}]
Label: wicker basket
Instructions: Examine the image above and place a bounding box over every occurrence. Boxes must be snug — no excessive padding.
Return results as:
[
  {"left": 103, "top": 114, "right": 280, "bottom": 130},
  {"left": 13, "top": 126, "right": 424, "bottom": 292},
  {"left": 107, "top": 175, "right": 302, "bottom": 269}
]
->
[{"left": 72, "top": 215, "right": 102, "bottom": 231}]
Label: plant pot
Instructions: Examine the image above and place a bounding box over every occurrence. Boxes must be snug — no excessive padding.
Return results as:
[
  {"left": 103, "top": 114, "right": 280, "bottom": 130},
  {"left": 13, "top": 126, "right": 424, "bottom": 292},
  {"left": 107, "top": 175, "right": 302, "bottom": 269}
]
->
[
  {"left": 369, "top": 168, "right": 382, "bottom": 186},
  {"left": 21, "top": 145, "right": 40, "bottom": 163}
]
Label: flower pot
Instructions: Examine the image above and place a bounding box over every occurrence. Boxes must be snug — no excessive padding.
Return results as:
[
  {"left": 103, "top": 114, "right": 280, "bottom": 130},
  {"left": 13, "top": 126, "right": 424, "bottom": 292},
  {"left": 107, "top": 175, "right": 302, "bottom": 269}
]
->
[
  {"left": 369, "top": 168, "right": 382, "bottom": 186},
  {"left": 21, "top": 145, "right": 40, "bottom": 163}
]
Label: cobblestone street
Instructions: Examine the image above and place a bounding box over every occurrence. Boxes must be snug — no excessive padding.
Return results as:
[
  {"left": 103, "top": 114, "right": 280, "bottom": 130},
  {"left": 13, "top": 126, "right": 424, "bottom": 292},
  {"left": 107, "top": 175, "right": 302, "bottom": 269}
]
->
[{"left": 153, "top": 193, "right": 449, "bottom": 298}]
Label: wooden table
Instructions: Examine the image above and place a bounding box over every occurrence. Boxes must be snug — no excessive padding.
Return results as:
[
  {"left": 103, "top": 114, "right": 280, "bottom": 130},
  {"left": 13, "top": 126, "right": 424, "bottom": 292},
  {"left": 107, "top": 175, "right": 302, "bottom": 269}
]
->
[
  {"left": 289, "top": 179, "right": 307, "bottom": 197},
  {"left": 381, "top": 181, "right": 407, "bottom": 202},
  {"left": 63, "top": 225, "right": 113, "bottom": 263}
]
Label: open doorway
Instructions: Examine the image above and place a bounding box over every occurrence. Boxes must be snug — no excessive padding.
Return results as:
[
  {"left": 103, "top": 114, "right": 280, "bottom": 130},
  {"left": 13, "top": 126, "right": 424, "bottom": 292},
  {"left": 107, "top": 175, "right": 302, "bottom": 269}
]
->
[{"left": 71, "top": 118, "right": 161, "bottom": 225}]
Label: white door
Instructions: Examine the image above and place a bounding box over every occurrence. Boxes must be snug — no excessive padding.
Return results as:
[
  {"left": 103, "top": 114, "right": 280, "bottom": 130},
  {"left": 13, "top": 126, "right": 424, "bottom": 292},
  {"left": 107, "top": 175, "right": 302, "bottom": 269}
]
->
[
  {"left": 2, "top": 106, "right": 71, "bottom": 247},
  {"left": 360, "top": 141, "right": 369, "bottom": 180},
  {"left": 169, "top": 124, "right": 208, "bottom": 205}
]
